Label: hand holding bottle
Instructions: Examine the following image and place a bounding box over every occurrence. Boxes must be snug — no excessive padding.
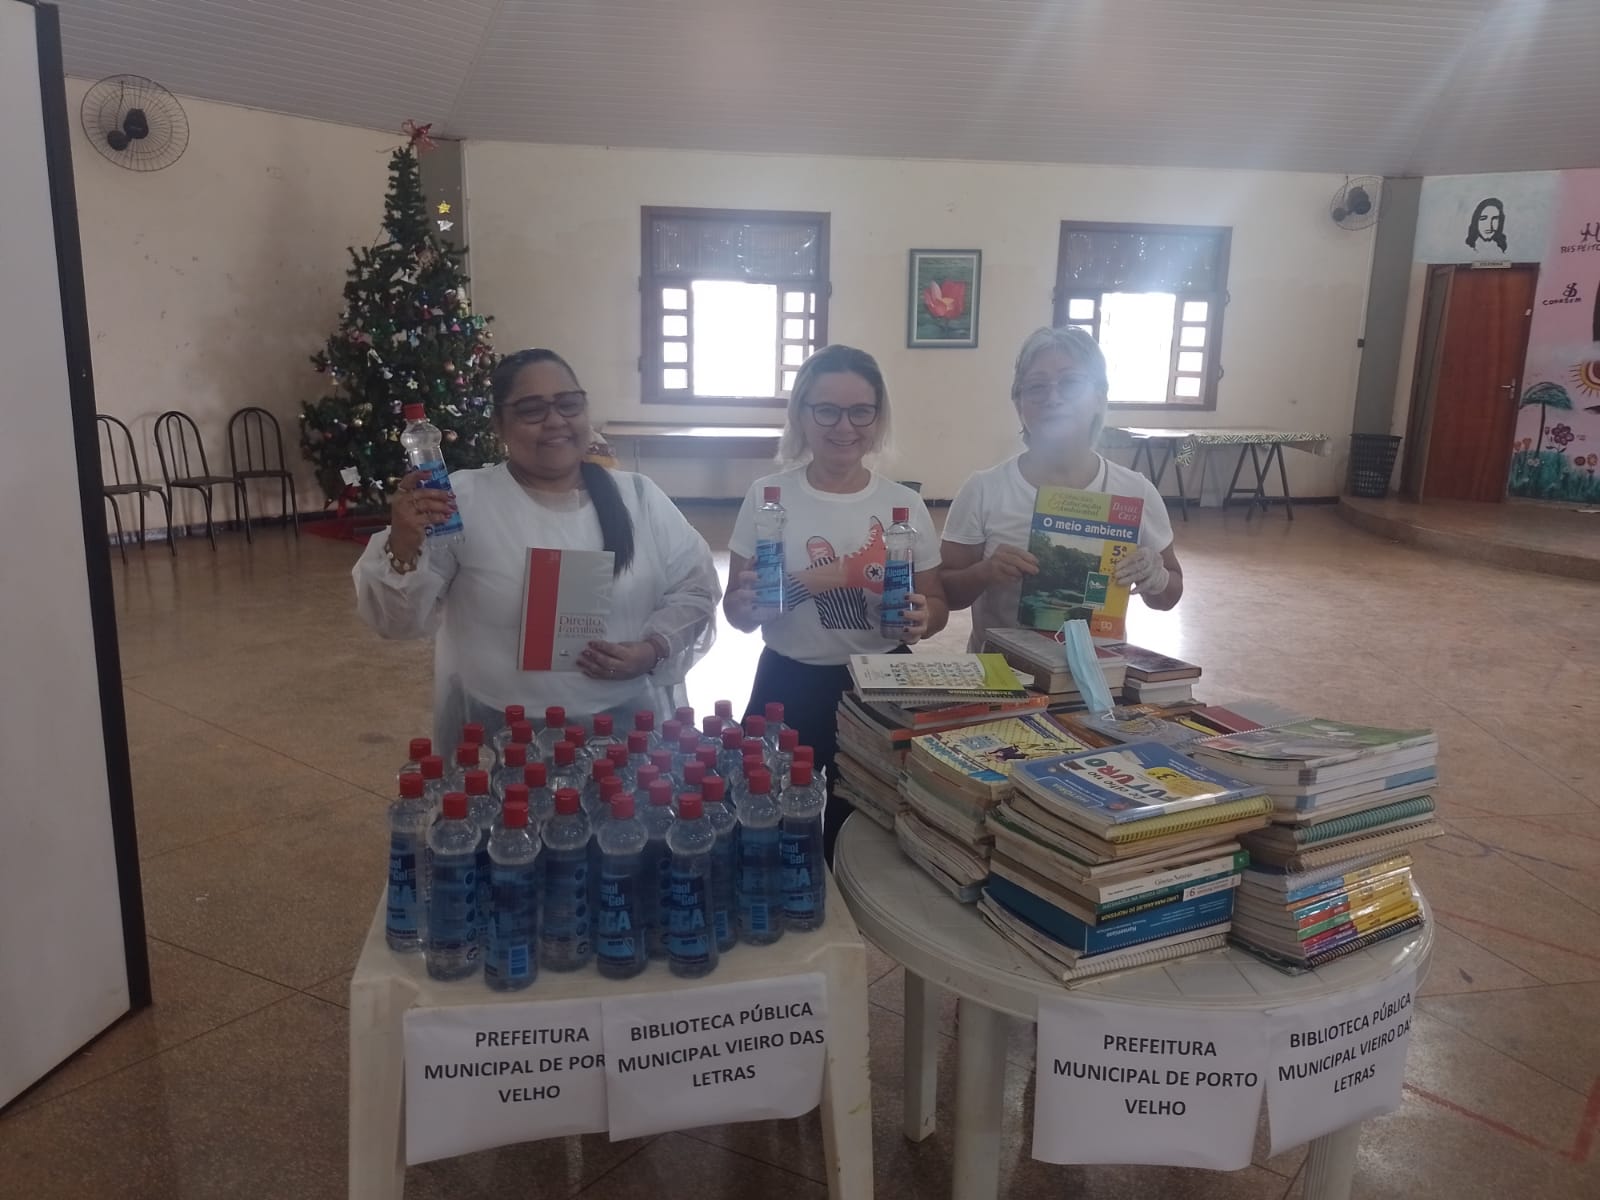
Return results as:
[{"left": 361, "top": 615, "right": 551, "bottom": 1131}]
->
[{"left": 388, "top": 469, "right": 457, "bottom": 561}]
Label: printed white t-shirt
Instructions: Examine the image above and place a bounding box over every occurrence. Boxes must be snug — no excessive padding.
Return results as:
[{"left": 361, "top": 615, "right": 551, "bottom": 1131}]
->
[
  {"left": 730, "top": 466, "right": 941, "bottom": 666},
  {"left": 942, "top": 454, "right": 1174, "bottom": 652}
]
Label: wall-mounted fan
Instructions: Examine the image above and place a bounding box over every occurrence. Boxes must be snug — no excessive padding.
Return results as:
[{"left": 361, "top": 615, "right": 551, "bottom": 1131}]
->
[
  {"left": 80, "top": 75, "right": 189, "bottom": 172},
  {"left": 1329, "top": 176, "right": 1382, "bottom": 231}
]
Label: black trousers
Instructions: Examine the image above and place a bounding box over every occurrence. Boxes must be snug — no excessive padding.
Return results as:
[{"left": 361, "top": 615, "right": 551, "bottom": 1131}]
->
[{"left": 746, "top": 644, "right": 909, "bottom": 864}]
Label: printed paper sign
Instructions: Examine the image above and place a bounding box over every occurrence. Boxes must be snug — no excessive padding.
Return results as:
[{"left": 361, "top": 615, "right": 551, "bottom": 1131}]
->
[
  {"left": 601, "top": 973, "right": 828, "bottom": 1140},
  {"left": 1032, "top": 995, "right": 1266, "bottom": 1169},
  {"left": 1263, "top": 964, "right": 1418, "bottom": 1155},
  {"left": 403, "top": 998, "right": 607, "bottom": 1165}
]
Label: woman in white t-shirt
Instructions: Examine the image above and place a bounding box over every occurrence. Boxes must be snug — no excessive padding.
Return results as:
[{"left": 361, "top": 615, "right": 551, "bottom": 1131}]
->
[
  {"left": 726, "top": 345, "right": 947, "bottom": 858},
  {"left": 942, "top": 327, "right": 1184, "bottom": 651}
]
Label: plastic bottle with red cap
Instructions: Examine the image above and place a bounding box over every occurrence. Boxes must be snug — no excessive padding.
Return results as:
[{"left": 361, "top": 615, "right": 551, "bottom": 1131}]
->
[
  {"left": 425, "top": 791, "right": 481, "bottom": 979},
  {"left": 386, "top": 772, "right": 431, "bottom": 953},
  {"left": 762, "top": 702, "right": 791, "bottom": 753},
  {"left": 752, "top": 484, "right": 786, "bottom": 620},
  {"left": 464, "top": 769, "right": 498, "bottom": 948},
  {"left": 624, "top": 730, "right": 652, "bottom": 788},
  {"left": 666, "top": 792, "right": 719, "bottom": 978},
  {"left": 564, "top": 724, "right": 593, "bottom": 772},
  {"left": 490, "top": 704, "right": 527, "bottom": 769},
  {"left": 539, "top": 787, "right": 593, "bottom": 971},
  {"left": 640, "top": 778, "right": 678, "bottom": 960},
  {"left": 399, "top": 737, "right": 433, "bottom": 788},
  {"left": 535, "top": 706, "right": 568, "bottom": 765},
  {"left": 493, "top": 742, "right": 529, "bottom": 804},
  {"left": 485, "top": 789, "right": 539, "bottom": 991},
  {"left": 717, "top": 727, "right": 747, "bottom": 792},
  {"left": 633, "top": 709, "right": 661, "bottom": 751},
  {"left": 549, "top": 740, "right": 585, "bottom": 797},
  {"left": 735, "top": 768, "right": 784, "bottom": 946},
  {"left": 595, "top": 789, "right": 648, "bottom": 980},
  {"left": 461, "top": 722, "right": 491, "bottom": 774},
  {"left": 587, "top": 713, "right": 623, "bottom": 765},
  {"left": 774, "top": 727, "right": 800, "bottom": 791},
  {"left": 881, "top": 504, "right": 916, "bottom": 640},
  {"left": 523, "top": 761, "right": 555, "bottom": 828},
  {"left": 702, "top": 775, "right": 738, "bottom": 954},
  {"left": 780, "top": 762, "right": 826, "bottom": 931},
  {"left": 400, "top": 404, "right": 464, "bottom": 537}
]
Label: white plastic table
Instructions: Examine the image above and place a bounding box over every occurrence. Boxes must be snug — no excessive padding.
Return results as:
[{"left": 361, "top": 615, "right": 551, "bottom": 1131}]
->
[
  {"left": 348, "top": 872, "right": 873, "bottom": 1200},
  {"left": 835, "top": 817, "right": 1432, "bottom": 1200}
]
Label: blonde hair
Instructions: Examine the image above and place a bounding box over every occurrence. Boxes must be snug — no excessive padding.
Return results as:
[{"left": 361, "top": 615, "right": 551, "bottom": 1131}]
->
[
  {"left": 777, "top": 344, "right": 893, "bottom": 463},
  {"left": 1011, "top": 326, "right": 1110, "bottom": 444}
]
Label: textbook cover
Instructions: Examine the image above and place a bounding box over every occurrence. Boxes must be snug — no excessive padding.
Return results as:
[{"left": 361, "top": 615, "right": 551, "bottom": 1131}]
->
[
  {"left": 518, "top": 548, "right": 614, "bottom": 671},
  {"left": 1016, "top": 486, "right": 1143, "bottom": 640},
  {"left": 1011, "top": 742, "right": 1264, "bottom": 829}
]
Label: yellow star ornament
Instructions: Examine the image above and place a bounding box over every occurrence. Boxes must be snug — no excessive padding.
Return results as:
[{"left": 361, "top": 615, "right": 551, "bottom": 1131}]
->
[{"left": 437, "top": 201, "right": 452, "bottom": 215}]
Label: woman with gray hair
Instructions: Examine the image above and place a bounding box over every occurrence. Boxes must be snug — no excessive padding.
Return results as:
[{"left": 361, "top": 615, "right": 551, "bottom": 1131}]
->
[
  {"left": 725, "top": 344, "right": 947, "bottom": 859},
  {"left": 941, "top": 326, "right": 1183, "bottom": 652}
]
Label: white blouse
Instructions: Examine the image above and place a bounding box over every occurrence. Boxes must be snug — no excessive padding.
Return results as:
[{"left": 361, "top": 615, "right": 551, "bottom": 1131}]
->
[{"left": 353, "top": 463, "right": 720, "bottom": 750}]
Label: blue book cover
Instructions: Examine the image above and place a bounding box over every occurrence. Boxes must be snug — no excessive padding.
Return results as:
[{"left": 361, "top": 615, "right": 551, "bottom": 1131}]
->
[
  {"left": 1011, "top": 741, "right": 1264, "bottom": 826},
  {"left": 986, "top": 874, "right": 1236, "bottom": 955}
]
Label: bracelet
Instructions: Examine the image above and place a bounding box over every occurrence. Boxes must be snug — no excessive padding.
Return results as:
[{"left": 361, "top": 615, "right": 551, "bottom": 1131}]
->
[{"left": 384, "top": 538, "right": 421, "bottom": 575}]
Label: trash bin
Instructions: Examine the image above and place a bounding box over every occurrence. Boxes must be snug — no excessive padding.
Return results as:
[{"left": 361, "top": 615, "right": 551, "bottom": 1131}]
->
[{"left": 1347, "top": 435, "right": 1401, "bottom": 498}]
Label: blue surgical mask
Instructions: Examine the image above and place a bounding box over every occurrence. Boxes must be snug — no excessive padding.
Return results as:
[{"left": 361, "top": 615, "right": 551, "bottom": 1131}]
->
[{"left": 1060, "top": 619, "right": 1116, "bottom": 717}]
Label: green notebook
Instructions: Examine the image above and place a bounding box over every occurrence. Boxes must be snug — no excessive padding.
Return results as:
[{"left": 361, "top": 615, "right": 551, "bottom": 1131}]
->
[{"left": 1292, "top": 795, "right": 1435, "bottom": 845}]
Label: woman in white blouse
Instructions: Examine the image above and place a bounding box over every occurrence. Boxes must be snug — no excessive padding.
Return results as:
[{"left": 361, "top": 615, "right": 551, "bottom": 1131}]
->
[
  {"left": 353, "top": 349, "right": 720, "bottom": 749},
  {"left": 941, "top": 327, "right": 1184, "bottom": 651}
]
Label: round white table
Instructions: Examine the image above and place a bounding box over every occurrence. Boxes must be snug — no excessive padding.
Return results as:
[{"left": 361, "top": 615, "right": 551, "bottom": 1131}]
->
[{"left": 835, "top": 816, "right": 1433, "bottom": 1200}]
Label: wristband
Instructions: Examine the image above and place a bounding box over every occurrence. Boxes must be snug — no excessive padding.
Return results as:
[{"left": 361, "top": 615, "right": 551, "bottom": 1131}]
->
[{"left": 384, "top": 537, "right": 421, "bottom": 575}]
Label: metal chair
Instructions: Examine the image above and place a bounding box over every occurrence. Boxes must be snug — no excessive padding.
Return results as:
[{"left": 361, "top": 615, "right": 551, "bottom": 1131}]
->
[
  {"left": 153, "top": 410, "right": 242, "bottom": 550},
  {"left": 228, "top": 406, "right": 299, "bottom": 539},
  {"left": 97, "top": 414, "right": 175, "bottom": 562}
]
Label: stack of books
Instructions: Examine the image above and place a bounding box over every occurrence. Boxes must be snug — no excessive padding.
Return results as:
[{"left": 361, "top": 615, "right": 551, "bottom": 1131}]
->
[
  {"left": 983, "top": 627, "right": 1126, "bottom": 708},
  {"left": 1059, "top": 698, "right": 1306, "bottom": 749},
  {"left": 896, "top": 712, "right": 1087, "bottom": 901},
  {"left": 1112, "top": 644, "right": 1203, "bottom": 706},
  {"left": 1190, "top": 719, "right": 1441, "bottom": 970},
  {"left": 979, "top": 742, "right": 1272, "bottom": 984}
]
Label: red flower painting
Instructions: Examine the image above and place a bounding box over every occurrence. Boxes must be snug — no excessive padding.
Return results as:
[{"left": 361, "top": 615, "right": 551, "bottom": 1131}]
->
[{"left": 922, "top": 280, "right": 967, "bottom": 320}]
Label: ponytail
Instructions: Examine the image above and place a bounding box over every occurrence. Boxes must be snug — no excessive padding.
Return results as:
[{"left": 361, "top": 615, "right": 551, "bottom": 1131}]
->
[{"left": 580, "top": 459, "right": 635, "bottom": 575}]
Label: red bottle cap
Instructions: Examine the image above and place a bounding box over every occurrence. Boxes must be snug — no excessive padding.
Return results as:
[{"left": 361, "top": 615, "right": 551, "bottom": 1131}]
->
[
  {"left": 679, "top": 793, "right": 704, "bottom": 820},
  {"left": 545, "top": 706, "right": 566, "bottom": 729},
  {"left": 892, "top": 506, "right": 909, "bottom": 523},
  {"left": 503, "top": 704, "right": 526, "bottom": 725},
  {"left": 635, "top": 711, "right": 655, "bottom": 732},
  {"left": 679, "top": 731, "right": 700, "bottom": 754},
  {"left": 502, "top": 800, "right": 529, "bottom": 829},
  {"left": 696, "top": 747, "right": 718, "bottom": 769},
  {"left": 504, "top": 744, "right": 527, "bottom": 768},
  {"left": 592, "top": 759, "right": 614, "bottom": 781},
  {"left": 648, "top": 779, "right": 673, "bottom": 807},
  {"left": 715, "top": 700, "right": 733, "bottom": 719},
  {"left": 744, "top": 714, "right": 767, "bottom": 738},
  {"left": 592, "top": 714, "right": 614, "bottom": 736},
  {"left": 763, "top": 485, "right": 781, "bottom": 503},
  {"left": 420, "top": 755, "right": 444, "bottom": 780},
  {"left": 611, "top": 793, "right": 636, "bottom": 821},
  {"left": 398, "top": 773, "right": 424, "bottom": 798},
  {"left": 721, "top": 727, "right": 743, "bottom": 749},
  {"left": 675, "top": 705, "right": 695, "bottom": 727},
  {"left": 554, "top": 742, "right": 575, "bottom": 766},
  {"left": 554, "top": 787, "right": 580, "bottom": 815},
  {"left": 525, "top": 762, "right": 548, "bottom": 787},
  {"left": 743, "top": 753, "right": 764, "bottom": 775},
  {"left": 794, "top": 746, "right": 815, "bottom": 764},
  {"left": 779, "top": 728, "right": 799, "bottom": 751},
  {"left": 564, "top": 725, "right": 587, "bottom": 748},
  {"left": 685, "top": 763, "right": 706, "bottom": 787},
  {"left": 703, "top": 776, "right": 726, "bottom": 804},
  {"left": 403, "top": 403, "right": 426, "bottom": 421},
  {"left": 407, "top": 737, "right": 432, "bottom": 761},
  {"left": 510, "top": 720, "right": 534, "bottom": 744},
  {"left": 465, "top": 769, "right": 489, "bottom": 795},
  {"left": 702, "top": 716, "right": 722, "bottom": 739},
  {"left": 791, "top": 763, "right": 814, "bottom": 787},
  {"left": 601, "top": 776, "right": 623, "bottom": 799},
  {"left": 607, "top": 745, "right": 629, "bottom": 768},
  {"left": 662, "top": 719, "right": 683, "bottom": 744},
  {"left": 637, "top": 765, "right": 661, "bottom": 789},
  {"left": 462, "top": 722, "right": 485, "bottom": 746},
  {"left": 747, "top": 768, "right": 772, "bottom": 795},
  {"left": 650, "top": 750, "right": 674, "bottom": 774},
  {"left": 505, "top": 783, "right": 529, "bottom": 806},
  {"left": 742, "top": 737, "right": 765, "bottom": 758},
  {"left": 442, "top": 791, "right": 467, "bottom": 820},
  {"left": 455, "top": 744, "right": 477, "bottom": 766},
  {"left": 764, "top": 702, "right": 785, "bottom": 725},
  {"left": 628, "top": 731, "right": 649, "bottom": 754}
]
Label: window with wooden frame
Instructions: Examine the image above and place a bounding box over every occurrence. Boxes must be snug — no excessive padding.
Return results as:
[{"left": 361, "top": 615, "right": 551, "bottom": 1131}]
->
[
  {"left": 641, "top": 207, "right": 830, "bottom": 406},
  {"left": 1052, "top": 222, "right": 1230, "bottom": 410}
]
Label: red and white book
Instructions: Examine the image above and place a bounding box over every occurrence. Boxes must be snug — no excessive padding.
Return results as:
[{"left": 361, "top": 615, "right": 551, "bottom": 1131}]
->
[{"left": 518, "top": 548, "right": 614, "bottom": 671}]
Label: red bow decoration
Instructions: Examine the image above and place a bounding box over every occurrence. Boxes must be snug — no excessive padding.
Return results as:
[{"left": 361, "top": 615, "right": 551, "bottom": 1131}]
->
[{"left": 402, "top": 120, "right": 436, "bottom": 152}]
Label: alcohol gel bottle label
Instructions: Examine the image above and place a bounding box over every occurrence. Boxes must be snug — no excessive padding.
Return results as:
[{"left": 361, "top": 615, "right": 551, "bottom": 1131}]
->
[
  {"left": 486, "top": 862, "right": 536, "bottom": 983},
  {"left": 386, "top": 835, "right": 419, "bottom": 936},
  {"left": 596, "top": 873, "right": 640, "bottom": 965},
  {"left": 780, "top": 831, "right": 818, "bottom": 921},
  {"left": 667, "top": 873, "right": 712, "bottom": 966},
  {"left": 753, "top": 538, "right": 785, "bottom": 611},
  {"left": 545, "top": 858, "right": 591, "bottom": 944},
  {"left": 414, "top": 458, "right": 464, "bottom": 536},
  {"left": 880, "top": 557, "right": 912, "bottom": 634},
  {"left": 429, "top": 860, "right": 478, "bottom": 949}
]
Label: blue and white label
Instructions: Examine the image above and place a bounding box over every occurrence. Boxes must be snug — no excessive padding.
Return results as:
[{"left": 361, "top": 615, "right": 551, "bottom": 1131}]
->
[
  {"left": 879, "top": 556, "right": 913, "bottom": 635},
  {"left": 737, "top": 827, "right": 782, "bottom": 936},
  {"left": 414, "top": 457, "right": 464, "bottom": 536},
  {"left": 428, "top": 858, "right": 479, "bottom": 951},
  {"left": 753, "top": 538, "right": 785, "bottom": 611},
  {"left": 711, "top": 838, "right": 737, "bottom": 948},
  {"left": 387, "top": 834, "right": 421, "bottom": 937},
  {"left": 666, "top": 872, "right": 713, "bottom": 967},
  {"left": 485, "top": 861, "right": 538, "bottom": 984},
  {"left": 543, "top": 854, "right": 591, "bottom": 947},
  {"left": 779, "top": 829, "right": 820, "bottom": 922},
  {"left": 596, "top": 872, "right": 641, "bottom": 965}
]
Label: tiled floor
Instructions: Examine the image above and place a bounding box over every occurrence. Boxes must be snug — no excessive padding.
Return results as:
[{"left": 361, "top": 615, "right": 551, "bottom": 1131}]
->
[{"left": 2, "top": 504, "right": 1599, "bottom": 1199}]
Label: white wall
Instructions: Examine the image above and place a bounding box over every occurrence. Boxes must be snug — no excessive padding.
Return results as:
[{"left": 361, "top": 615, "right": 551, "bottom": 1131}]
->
[
  {"left": 467, "top": 142, "right": 1377, "bottom": 500},
  {"left": 68, "top": 80, "right": 395, "bottom": 531}
]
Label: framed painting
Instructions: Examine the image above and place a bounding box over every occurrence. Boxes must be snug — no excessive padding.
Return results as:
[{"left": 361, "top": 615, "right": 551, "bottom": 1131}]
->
[{"left": 908, "top": 249, "right": 981, "bottom": 349}]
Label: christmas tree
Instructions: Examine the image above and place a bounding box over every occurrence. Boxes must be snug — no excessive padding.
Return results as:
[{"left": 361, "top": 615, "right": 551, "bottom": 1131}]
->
[{"left": 301, "top": 133, "right": 497, "bottom": 507}]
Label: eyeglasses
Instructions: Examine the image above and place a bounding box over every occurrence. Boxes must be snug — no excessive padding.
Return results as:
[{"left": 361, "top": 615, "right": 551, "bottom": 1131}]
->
[
  {"left": 806, "top": 402, "right": 880, "bottom": 428},
  {"left": 499, "top": 390, "right": 588, "bottom": 425},
  {"left": 1018, "top": 373, "right": 1095, "bottom": 407}
]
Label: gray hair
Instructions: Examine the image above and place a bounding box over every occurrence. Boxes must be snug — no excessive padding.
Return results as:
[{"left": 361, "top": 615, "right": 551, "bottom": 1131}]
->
[
  {"left": 1011, "top": 326, "right": 1110, "bottom": 445},
  {"left": 777, "top": 344, "right": 892, "bottom": 463}
]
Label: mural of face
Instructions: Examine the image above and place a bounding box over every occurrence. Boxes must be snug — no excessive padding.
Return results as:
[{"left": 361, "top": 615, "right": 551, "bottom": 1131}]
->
[{"left": 1466, "top": 197, "right": 1508, "bottom": 252}]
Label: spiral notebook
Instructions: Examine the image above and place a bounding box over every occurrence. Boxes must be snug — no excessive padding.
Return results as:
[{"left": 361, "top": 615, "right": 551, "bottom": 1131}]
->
[
  {"left": 847, "top": 653, "right": 1028, "bottom": 705},
  {"left": 1254, "top": 819, "right": 1444, "bottom": 873},
  {"left": 1245, "top": 795, "right": 1436, "bottom": 856}
]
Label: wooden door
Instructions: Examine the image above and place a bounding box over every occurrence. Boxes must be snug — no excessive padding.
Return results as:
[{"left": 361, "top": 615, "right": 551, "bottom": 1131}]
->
[{"left": 1421, "top": 266, "right": 1537, "bottom": 502}]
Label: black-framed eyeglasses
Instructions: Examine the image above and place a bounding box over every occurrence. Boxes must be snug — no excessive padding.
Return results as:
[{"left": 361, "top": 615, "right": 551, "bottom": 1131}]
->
[
  {"left": 1018, "top": 373, "right": 1094, "bottom": 407},
  {"left": 499, "top": 390, "right": 588, "bottom": 425},
  {"left": 806, "top": 402, "right": 880, "bottom": 428}
]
